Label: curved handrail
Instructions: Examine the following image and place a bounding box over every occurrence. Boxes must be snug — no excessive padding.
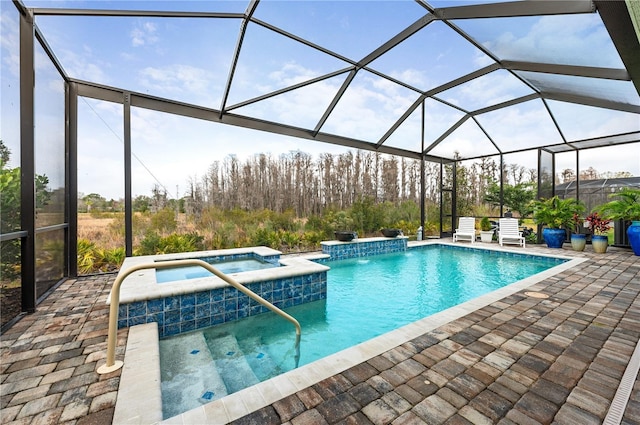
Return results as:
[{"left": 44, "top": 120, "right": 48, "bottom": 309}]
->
[{"left": 97, "top": 259, "right": 301, "bottom": 374}]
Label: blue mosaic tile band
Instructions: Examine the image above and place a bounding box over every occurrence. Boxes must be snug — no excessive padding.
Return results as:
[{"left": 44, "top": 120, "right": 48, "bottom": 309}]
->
[
  {"left": 320, "top": 238, "right": 407, "bottom": 261},
  {"left": 415, "top": 243, "right": 568, "bottom": 265},
  {"left": 118, "top": 271, "right": 327, "bottom": 338}
]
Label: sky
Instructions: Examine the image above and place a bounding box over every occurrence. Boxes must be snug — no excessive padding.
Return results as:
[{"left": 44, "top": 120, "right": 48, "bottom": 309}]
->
[{"left": 1, "top": 0, "right": 639, "bottom": 200}]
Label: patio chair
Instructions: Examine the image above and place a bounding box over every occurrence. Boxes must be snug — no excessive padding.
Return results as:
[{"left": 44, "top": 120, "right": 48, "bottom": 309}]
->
[
  {"left": 453, "top": 217, "right": 476, "bottom": 243},
  {"left": 498, "top": 218, "right": 525, "bottom": 247}
]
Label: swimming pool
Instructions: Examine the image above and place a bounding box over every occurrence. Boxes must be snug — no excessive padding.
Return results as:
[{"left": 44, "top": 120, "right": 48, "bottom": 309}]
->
[{"left": 159, "top": 244, "right": 566, "bottom": 418}]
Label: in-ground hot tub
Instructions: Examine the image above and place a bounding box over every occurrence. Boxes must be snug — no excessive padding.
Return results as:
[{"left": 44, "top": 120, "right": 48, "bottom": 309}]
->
[{"left": 112, "top": 247, "right": 329, "bottom": 337}]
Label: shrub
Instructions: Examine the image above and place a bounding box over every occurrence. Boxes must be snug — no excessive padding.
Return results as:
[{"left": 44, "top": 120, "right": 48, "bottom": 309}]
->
[
  {"left": 136, "top": 232, "right": 204, "bottom": 255},
  {"left": 272, "top": 209, "right": 298, "bottom": 231},
  {"left": 103, "top": 247, "right": 126, "bottom": 268},
  {"left": 77, "top": 239, "right": 126, "bottom": 274},
  {"left": 328, "top": 210, "right": 354, "bottom": 232},
  {"left": 279, "top": 230, "right": 302, "bottom": 251},
  {"left": 109, "top": 212, "right": 150, "bottom": 238},
  {"left": 302, "top": 230, "right": 324, "bottom": 247},
  {"left": 150, "top": 208, "right": 177, "bottom": 233},
  {"left": 251, "top": 228, "right": 280, "bottom": 249},
  {"left": 137, "top": 232, "right": 163, "bottom": 255},
  {"left": 208, "top": 232, "right": 231, "bottom": 250},
  {"left": 390, "top": 219, "right": 420, "bottom": 236},
  {"left": 351, "top": 197, "right": 386, "bottom": 233},
  {"left": 77, "top": 239, "right": 97, "bottom": 274},
  {"left": 304, "top": 215, "right": 324, "bottom": 232}
]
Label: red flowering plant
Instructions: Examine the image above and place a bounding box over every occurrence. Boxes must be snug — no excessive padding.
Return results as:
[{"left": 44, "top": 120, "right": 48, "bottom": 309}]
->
[
  {"left": 571, "top": 212, "right": 584, "bottom": 234},
  {"left": 585, "top": 212, "right": 611, "bottom": 235}
]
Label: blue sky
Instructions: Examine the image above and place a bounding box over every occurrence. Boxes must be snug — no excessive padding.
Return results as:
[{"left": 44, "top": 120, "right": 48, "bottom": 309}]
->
[{"left": 1, "top": 0, "right": 639, "bottom": 199}]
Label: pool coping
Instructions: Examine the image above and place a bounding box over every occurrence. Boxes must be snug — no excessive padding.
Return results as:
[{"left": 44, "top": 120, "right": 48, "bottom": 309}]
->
[{"left": 113, "top": 241, "right": 587, "bottom": 424}]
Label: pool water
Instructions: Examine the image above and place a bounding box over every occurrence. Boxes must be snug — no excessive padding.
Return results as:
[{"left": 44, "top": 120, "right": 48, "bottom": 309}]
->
[
  {"left": 159, "top": 246, "right": 564, "bottom": 418},
  {"left": 155, "top": 258, "right": 279, "bottom": 283}
]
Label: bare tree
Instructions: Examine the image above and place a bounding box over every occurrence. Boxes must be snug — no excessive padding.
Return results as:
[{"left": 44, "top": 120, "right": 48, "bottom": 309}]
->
[{"left": 381, "top": 156, "right": 399, "bottom": 203}]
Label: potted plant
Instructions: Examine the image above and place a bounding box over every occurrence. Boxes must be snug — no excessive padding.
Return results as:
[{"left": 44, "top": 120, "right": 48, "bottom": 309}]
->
[
  {"left": 570, "top": 213, "right": 586, "bottom": 252},
  {"left": 531, "top": 196, "right": 584, "bottom": 248},
  {"left": 597, "top": 188, "right": 640, "bottom": 256},
  {"left": 585, "top": 211, "right": 611, "bottom": 253},
  {"left": 479, "top": 217, "right": 494, "bottom": 243}
]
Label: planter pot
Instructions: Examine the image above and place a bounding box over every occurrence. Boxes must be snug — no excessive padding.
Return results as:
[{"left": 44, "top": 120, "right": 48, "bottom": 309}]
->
[
  {"left": 381, "top": 228, "right": 402, "bottom": 238},
  {"left": 335, "top": 231, "right": 357, "bottom": 242},
  {"left": 570, "top": 233, "right": 586, "bottom": 251},
  {"left": 592, "top": 234, "right": 608, "bottom": 253},
  {"left": 542, "top": 228, "right": 566, "bottom": 248},
  {"left": 628, "top": 221, "right": 640, "bottom": 256},
  {"left": 480, "top": 231, "right": 494, "bottom": 243}
]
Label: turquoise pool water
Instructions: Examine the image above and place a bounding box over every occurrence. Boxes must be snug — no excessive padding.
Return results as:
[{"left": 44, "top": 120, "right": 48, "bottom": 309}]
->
[
  {"left": 155, "top": 258, "right": 279, "bottom": 283},
  {"left": 159, "top": 246, "right": 564, "bottom": 418}
]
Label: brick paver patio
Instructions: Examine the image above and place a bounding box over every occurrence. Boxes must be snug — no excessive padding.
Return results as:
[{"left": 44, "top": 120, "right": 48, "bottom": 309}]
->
[{"left": 1, "top": 244, "right": 638, "bottom": 424}]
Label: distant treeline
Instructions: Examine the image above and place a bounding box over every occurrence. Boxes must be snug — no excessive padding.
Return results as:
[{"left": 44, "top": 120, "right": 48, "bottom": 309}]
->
[
  {"left": 78, "top": 148, "right": 632, "bottom": 218},
  {"left": 79, "top": 149, "right": 531, "bottom": 217},
  {"left": 181, "top": 150, "right": 516, "bottom": 218}
]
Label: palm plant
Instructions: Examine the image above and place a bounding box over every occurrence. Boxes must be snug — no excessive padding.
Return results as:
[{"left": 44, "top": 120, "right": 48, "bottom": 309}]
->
[
  {"left": 597, "top": 188, "right": 640, "bottom": 222},
  {"left": 532, "top": 196, "right": 585, "bottom": 248},
  {"left": 597, "top": 188, "right": 640, "bottom": 256},
  {"left": 531, "top": 196, "right": 585, "bottom": 229}
]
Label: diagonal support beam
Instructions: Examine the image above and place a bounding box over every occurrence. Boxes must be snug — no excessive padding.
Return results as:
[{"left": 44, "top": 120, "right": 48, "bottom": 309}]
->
[
  {"left": 313, "top": 69, "right": 357, "bottom": 135},
  {"left": 542, "top": 91, "right": 640, "bottom": 114},
  {"left": 423, "top": 115, "right": 470, "bottom": 155},
  {"left": 435, "top": 0, "right": 594, "bottom": 20},
  {"left": 502, "top": 60, "right": 630, "bottom": 81},
  {"left": 595, "top": 0, "right": 640, "bottom": 95},
  {"left": 358, "top": 14, "right": 436, "bottom": 67}
]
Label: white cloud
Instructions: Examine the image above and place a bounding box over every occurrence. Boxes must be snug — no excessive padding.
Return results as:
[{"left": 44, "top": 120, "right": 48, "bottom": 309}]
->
[
  {"left": 268, "top": 61, "right": 319, "bottom": 86},
  {"left": 316, "top": 71, "right": 420, "bottom": 141},
  {"left": 0, "top": 12, "right": 20, "bottom": 77},
  {"left": 483, "top": 15, "right": 622, "bottom": 67},
  {"left": 57, "top": 47, "right": 111, "bottom": 84},
  {"left": 389, "top": 68, "right": 426, "bottom": 88},
  {"left": 473, "top": 50, "right": 495, "bottom": 68},
  {"left": 547, "top": 100, "right": 640, "bottom": 142},
  {"left": 138, "top": 64, "right": 215, "bottom": 101},
  {"left": 131, "top": 21, "right": 159, "bottom": 47},
  {"left": 574, "top": 145, "right": 640, "bottom": 176},
  {"left": 442, "top": 70, "right": 526, "bottom": 111}
]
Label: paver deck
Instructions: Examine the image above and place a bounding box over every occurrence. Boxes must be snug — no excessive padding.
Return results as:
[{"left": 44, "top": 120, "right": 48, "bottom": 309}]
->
[{"left": 1, "top": 243, "right": 638, "bottom": 424}]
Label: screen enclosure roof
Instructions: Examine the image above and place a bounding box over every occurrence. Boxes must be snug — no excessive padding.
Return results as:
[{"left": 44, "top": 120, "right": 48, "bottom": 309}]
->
[{"left": 19, "top": 0, "right": 640, "bottom": 162}]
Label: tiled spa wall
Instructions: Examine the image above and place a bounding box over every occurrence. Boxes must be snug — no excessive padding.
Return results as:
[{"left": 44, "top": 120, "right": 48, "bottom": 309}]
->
[
  {"left": 320, "top": 237, "right": 408, "bottom": 261},
  {"left": 117, "top": 271, "right": 327, "bottom": 338}
]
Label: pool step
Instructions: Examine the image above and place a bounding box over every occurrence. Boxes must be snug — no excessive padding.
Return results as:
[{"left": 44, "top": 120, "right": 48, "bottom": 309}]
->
[
  {"left": 207, "top": 333, "right": 260, "bottom": 393},
  {"left": 159, "top": 331, "right": 228, "bottom": 419},
  {"left": 241, "top": 336, "right": 283, "bottom": 382}
]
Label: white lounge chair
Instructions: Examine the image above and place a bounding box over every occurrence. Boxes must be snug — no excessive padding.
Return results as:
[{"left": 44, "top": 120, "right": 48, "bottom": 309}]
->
[
  {"left": 498, "top": 218, "right": 525, "bottom": 247},
  {"left": 453, "top": 217, "right": 476, "bottom": 243}
]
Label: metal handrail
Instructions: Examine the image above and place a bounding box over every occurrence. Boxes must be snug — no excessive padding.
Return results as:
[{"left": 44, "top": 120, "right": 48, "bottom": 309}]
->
[{"left": 97, "top": 259, "right": 302, "bottom": 374}]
